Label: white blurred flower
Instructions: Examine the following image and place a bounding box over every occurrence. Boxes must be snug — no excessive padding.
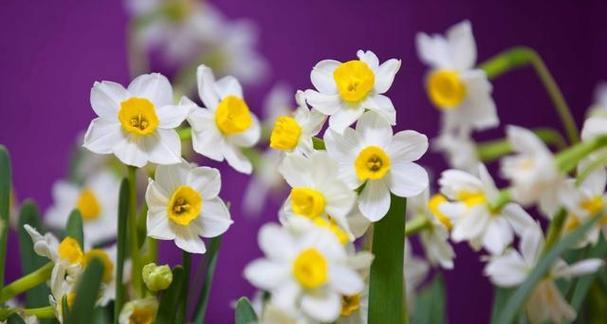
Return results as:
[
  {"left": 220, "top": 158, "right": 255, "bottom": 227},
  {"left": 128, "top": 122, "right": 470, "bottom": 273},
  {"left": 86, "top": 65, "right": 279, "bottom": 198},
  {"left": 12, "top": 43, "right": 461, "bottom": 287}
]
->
[
  {"left": 404, "top": 239, "right": 429, "bottom": 312},
  {"left": 304, "top": 50, "right": 400, "bottom": 134},
  {"left": 145, "top": 162, "right": 233, "bottom": 254},
  {"left": 324, "top": 111, "right": 429, "bottom": 222},
  {"left": 119, "top": 297, "right": 158, "bottom": 324},
  {"left": 484, "top": 224, "right": 604, "bottom": 324},
  {"left": 83, "top": 73, "right": 189, "bottom": 167},
  {"left": 263, "top": 84, "right": 293, "bottom": 125},
  {"left": 337, "top": 287, "right": 368, "bottom": 324},
  {"left": 186, "top": 65, "right": 261, "bottom": 174},
  {"left": 242, "top": 149, "right": 285, "bottom": 217},
  {"left": 416, "top": 20, "right": 497, "bottom": 133},
  {"left": 244, "top": 223, "right": 365, "bottom": 323},
  {"left": 438, "top": 164, "right": 535, "bottom": 255},
  {"left": 45, "top": 171, "right": 120, "bottom": 247},
  {"left": 501, "top": 125, "right": 565, "bottom": 217},
  {"left": 433, "top": 127, "right": 479, "bottom": 172}
]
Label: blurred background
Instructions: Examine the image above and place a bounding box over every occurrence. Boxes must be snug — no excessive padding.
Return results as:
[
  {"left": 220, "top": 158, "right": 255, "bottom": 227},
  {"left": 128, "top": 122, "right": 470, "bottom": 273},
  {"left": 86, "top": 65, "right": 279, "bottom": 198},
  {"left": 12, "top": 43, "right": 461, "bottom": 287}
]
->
[{"left": 1, "top": 0, "right": 607, "bottom": 322}]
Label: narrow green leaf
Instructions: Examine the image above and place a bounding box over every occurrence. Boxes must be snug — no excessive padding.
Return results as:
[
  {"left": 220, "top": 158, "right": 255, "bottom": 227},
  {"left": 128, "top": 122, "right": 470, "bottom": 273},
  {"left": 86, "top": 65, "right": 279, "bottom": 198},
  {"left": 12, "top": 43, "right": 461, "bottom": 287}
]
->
[
  {"left": 157, "top": 266, "right": 185, "bottom": 323},
  {"left": 411, "top": 274, "right": 447, "bottom": 324},
  {"left": 193, "top": 235, "right": 223, "bottom": 324},
  {"left": 65, "top": 209, "right": 84, "bottom": 247},
  {"left": 368, "top": 195, "right": 406, "bottom": 324},
  {"left": 177, "top": 251, "right": 191, "bottom": 324},
  {"left": 495, "top": 215, "right": 600, "bottom": 324},
  {"left": 490, "top": 288, "right": 514, "bottom": 324},
  {"left": 66, "top": 258, "right": 104, "bottom": 324},
  {"left": 0, "top": 145, "right": 12, "bottom": 288},
  {"left": 114, "top": 178, "right": 129, "bottom": 324},
  {"left": 6, "top": 313, "right": 25, "bottom": 324},
  {"left": 234, "top": 297, "right": 257, "bottom": 324}
]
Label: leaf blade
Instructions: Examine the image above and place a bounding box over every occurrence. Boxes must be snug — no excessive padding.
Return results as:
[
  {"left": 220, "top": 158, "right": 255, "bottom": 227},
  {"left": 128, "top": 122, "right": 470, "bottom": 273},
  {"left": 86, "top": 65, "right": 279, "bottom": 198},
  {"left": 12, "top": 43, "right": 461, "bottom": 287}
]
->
[{"left": 234, "top": 297, "right": 257, "bottom": 324}]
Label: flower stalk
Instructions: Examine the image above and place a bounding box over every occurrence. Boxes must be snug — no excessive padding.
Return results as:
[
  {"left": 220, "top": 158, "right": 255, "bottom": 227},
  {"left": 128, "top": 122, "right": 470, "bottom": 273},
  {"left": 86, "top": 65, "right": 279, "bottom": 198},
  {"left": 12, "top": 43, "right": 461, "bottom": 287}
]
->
[
  {"left": 22, "top": 305, "right": 55, "bottom": 319},
  {"left": 405, "top": 215, "right": 431, "bottom": 237},
  {"left": 0, "top": 262, "right": 53, "bottom": 303},
  {"left": 127, "top": 166, "right": 143, "bottom": 297},
  {"left": 477, "top": 127, "right": 567, "bottom": 162},
  {"left": 555, "top": 135, "right": 607, "bottom": 173}
]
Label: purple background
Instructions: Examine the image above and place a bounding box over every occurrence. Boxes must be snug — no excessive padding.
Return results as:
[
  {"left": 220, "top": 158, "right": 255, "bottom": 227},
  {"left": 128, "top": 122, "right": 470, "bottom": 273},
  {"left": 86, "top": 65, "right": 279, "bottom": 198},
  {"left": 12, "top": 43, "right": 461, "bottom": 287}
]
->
[{"left": 1, "top": 0, "right": 607, "bottom": 322}]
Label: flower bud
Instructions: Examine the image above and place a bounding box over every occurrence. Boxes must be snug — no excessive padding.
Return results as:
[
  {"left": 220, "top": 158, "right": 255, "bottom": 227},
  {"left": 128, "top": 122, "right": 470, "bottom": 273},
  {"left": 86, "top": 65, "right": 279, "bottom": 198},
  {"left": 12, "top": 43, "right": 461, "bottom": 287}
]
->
[{"left": 142, "top": 263, "right": 173, "bottom": 292}]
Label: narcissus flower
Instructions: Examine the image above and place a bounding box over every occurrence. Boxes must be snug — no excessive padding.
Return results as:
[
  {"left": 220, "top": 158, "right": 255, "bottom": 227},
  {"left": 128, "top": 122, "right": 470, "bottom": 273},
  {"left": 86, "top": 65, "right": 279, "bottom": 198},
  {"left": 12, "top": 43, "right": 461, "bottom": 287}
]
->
[
  {"left": 145, "top": 162, "right": 233, "bottom": 254},
  {"left": 438, "top": 164, "right": 535, "bottom": 255},
  {"left": 119, "top": 297, "right": 158, "bottom": 324},
  {"left": 83, "top": 73, "right": 189, "bottom": 167},
  {"left": 433, "top": 127, "right": 479, "bottom": 172},
  {"left": 186, "top": 65, "right": 261, "bottom": 174},
  {"left": 404, "top": 239, "right": 429, "bottom": 312},
  {"left": 416, "top": 20, "right": 498, "bottom": 132},
  {"left": 324, "top": 111, "right": 429, "bottom": 221},
  {"left": 244, "top": 223, "right": 365, "bottom": 322},
  {"left": 45, "top": 171, "right": 120, "bottom": 247},
  {"left": 304, "top": 50, "right": 400, "bottom": 134}
]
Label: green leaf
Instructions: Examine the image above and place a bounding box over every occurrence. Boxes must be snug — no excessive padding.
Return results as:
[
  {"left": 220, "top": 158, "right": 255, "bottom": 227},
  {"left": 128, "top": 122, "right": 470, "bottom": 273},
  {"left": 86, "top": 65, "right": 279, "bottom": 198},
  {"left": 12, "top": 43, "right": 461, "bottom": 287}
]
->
[
  {"left": 411, "top": 274, "right": 447, "bottom": 324},
  {"left": 368, "top": 195, "right": 406, "bottom": 324},
  {"left": 17, "top": 200, "right": 51, "bottom": 308},
  {"left": 490, "top": 288, "right": 514, "bottom": 324},
  {"left": 157, "top": 266, "right": 185, "bottom": 323},
  {"left": 66, "top": 258, "right": 104, "bottom": 324},
  {"left": 234, "top": 297, "right": 257, "bottom": 324},
  {"left": 495, "top": 215, "right": 600, "bottom": 324},
  {"left": 65, "top": 209, "right": 84, "bottom": 247},
  {"left": 0, "top": 145, "right": 12, "bottom": 287},
  {"left": 193, "top": 235, "right": 223, "bottom": 324},
  {"left": 114, "top": 179, "right": 129, "bottom": 324},
  {"left": 6, "top": 313, "right": 25, "bottom": 324}
]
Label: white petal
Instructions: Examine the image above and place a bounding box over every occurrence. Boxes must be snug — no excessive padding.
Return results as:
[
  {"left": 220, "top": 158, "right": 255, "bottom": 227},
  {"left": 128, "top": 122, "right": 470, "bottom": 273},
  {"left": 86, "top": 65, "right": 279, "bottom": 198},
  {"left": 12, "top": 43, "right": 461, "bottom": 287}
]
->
[
  {"left": 83, "top": 118, "right": 123, "bottom": 155},
  {"left": 197, "top": 198, "right": 232, "bottom": 238},
  {"left": 451, "top": 206, "right": 489, "bottom": 243},
  {"left": 215, "top": 75, "right": 243, "bottom": 98},
  {"left": 146, "top": 211, "right": 175, "bottom": 240},
  {"left": 374, "top": 58, "right": 401, "bottom": 94},
  {"left": 388, "top": 162, "right": 429, "bottom": 198},
  {"left": 186, "top": 167, "right": 221, "bottom": 199},
  {"left": 581, "top": 115, "right": 607, "bottom": 141},
  {"left": 359, "top": 180, "right": 390, "bottom": 222},
  {"left": 361, "top": 95, "right": 396, "bottom": 125},
  {"left": 156, "top": 99, "right": 190, "bottom": 129},
  {"left": 506, "top": 125, "right": 549, "bottom": 155},
  {"left": 301, "top": 291, "right": 341, "bottom": 322},
  {"left": 90, "top": 81, "right": 128, "bottom": 118},
  {"left": 415, "top": 32, "right": 451, "bottom": 69},
  {"left": 224, "top": 145, "right": 252, "bottom": 174},
  {"left": 258, "top": 224, "right": 295, "bottom": 261},
  {"left": 520, "top": 224, "right": 544, "bottom": 266},
  {"left": 244, "top": 260, "right": 290, "bottom": 290},
  {"left": 389, "top": 130, "right": 428, "bottom": 162},
  {"left": 484, "top": 250, "right": 528, "bottom": 287},
  {"left": 113, "top": 135, "right": 148, "bottom": 167},
  {"left": 357, "top": 50, "right": 380, "bottom": 69},
  {"left": 329, "top": 265, "right": 364, "bottom": 295},
  {"left": 228, "top": 115, "right": 261, "bottom": 148},
  {"left": 127, "top": 73, "right": 173, "bottom": 107},
  {"left": 482, "top": 218, "right": 514, "bottom": 255},
  {"left": 554, "top": 259, "right": 604, "bottom": 278},
  {"left": 144, "top": 180, "right": 169, "bottom": 211},
  {"left": 174, "top": 227, "right": 206, "bottom": 254},
  {"left": 196, "top": 65, "right": 219, "bottom": 109},
  {"left": 355, "top": 111, "right": 393, "bottom": 146},
  {"left": 304, "top": 90, "right": 341, "bottom": 115},
  {"left": 329, "top": 106, "right": 364, "bottom": 134},
  {"left": 502, "top": 204, "right": 535, "bottom": 236},
  {"left": 446, "top": 20, "right": 477, "bottom": 70},
  {"left": 188, "top": 109, "right": 225, "bottom": 161},
  {"left": 310, "top": 59, "right": 339, "bottom": 94},
  {"left": 278, "top": 153, "right": 311, "bottom": 188},
  {"left": 155, "top": 162, "right": 190, "bottom": 194},
  {"left": 143, "top": 129, "right": 182, "bottom": 165}
]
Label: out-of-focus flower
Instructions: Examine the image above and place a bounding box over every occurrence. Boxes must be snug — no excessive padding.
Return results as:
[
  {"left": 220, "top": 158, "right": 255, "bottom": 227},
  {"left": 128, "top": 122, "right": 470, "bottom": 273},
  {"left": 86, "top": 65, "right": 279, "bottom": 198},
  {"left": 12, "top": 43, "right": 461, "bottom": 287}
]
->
[
  {"left": 485, "top": 224, "right": 604, "bottom": 324},
  {"left": 119, "top": 297, "right": 158, "bottom": 324},
  {"left": 439, "top": 164, "right": 535, "bottom": 255},
  {"left": 244, "top": 223, "right": 365, "bottom": 323},
  {"left": 84, "top": 245, "right": 121, "bottom": 306},
  {"left": 304, "top": 50, "right": 400, "bottom": 134},
  {"left": 416, "top": 20, "right": 498, "bottom": 133},
  {"left": 145, "top": 162, "right": 232, "bottom": 254},
  {"left": 404, "top": 239, "right": 429, "bottom": 312},
  {"left": 324, "top": 111, "right": 429, "bottom": 221},
  {"left": 186, "top": 65, "right": 261, "bottom": 174},
  {"left": 501, "top": 125, "right": 565, "bottom": 217},
  {"left": 45, "top": 171, "right": 120, "bottom": 247},
  {"left": 263, "top": 84, "right": 293, "bottom": 126},
  {"left": 242, "top": 150, "right": 285, "bottom": 217},
  {"left": 433, "top": 127, "right": 479, "bottom": 172},
  {"left": 407, "top": 189, "right": 455, "bottom": 269},
  {"left": 83, "top": 73, "right": 189, "bottom": 167},
  {"left": 337, "top": 286, "right": 368, "bottom": 324}
]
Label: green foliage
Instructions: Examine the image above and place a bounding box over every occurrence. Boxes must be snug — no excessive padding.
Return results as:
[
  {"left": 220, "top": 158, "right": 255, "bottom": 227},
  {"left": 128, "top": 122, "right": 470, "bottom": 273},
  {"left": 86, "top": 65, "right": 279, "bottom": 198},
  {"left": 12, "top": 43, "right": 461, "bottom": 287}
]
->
[
  {"left": 411, "top": 274, "right": 447, "bottom": 324},
  {"left": 156, "top": 266, "right": 185, "bottom": 323},
  {"left": 115, "top": 178, "right": 130, "bottom": 323},
  {"left": 234, "top": 297, "right": 257, "bottom": 324},
  {"left": 65, "top": 209, "right": 84, "bottom": 247},
  {"left": 0, "top": 145, "right": 12, "bottom": 287},
  {"left": 65, "top": 258, "right": 104, "bottom": 324},
  {"left": 193, "top": 235, "right": 223, "bottom": 324}
]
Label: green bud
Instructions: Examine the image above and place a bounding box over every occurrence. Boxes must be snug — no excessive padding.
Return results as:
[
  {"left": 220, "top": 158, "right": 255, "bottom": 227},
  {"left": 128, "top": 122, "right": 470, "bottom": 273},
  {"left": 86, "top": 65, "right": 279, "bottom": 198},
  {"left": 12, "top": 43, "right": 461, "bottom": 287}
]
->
[{"left": 142, "top": 263, "right": 173, "bottom": 292}]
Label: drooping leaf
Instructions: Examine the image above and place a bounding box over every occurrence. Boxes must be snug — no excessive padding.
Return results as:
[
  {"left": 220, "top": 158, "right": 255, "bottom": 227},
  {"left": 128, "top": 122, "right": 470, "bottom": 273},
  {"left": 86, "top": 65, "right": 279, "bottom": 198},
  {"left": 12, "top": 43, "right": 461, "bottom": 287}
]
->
[
  {"left": 65, "top": 209, "right": 84, "bottom": 247},
  {"left": 157, "top": 266, "right": 185, "bottom": 323},
  {"left": 234, "top": 297, "right": 257, "bottom": 324},
  {"left": 114, "top": 179, "right": 129, "bottom": 324},
  {"left": 66, "top": 258, "right": 104, "bottom": 324},
  {"left": 411, "top": 274, "right": 447, "bottom": 324},
  {"left": 193, "top": 235, "right": 223, "bottom": 324},
  {"left": 0, "top": 145, "right": 12, "bottom": 287},
  {"left": 490, "top": 287, "right": 514, "bottom": 324},
  {"left": 368, "top": 195, "right": 406, "bottom": 324}
]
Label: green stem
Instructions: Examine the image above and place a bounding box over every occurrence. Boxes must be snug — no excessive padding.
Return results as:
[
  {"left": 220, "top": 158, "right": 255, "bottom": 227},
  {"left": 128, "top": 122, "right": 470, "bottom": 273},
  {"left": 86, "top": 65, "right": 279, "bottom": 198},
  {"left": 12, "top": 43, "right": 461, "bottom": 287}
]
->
[
  {"left": 178, "top": 251, "right": 191, "bottom": 324},
  {"left": 489, "top": 190, "right": 512, "bottom": 214},
  {"left": 542, "top": 209, "right": 567, "bottom": 255},
  {"left": 477, "top": 127, "right": 567, "bottom": 162},
  {"left": 127, "top": 166, "right": 143, "bottom": 297},
  {"left": 0, "top": 147, "right": 12, "bottom": 289},
  {"left": 22, "top": 305, "right": 55, "bottom": 319},
  {"left": 312, "top": 137, "right": 325, "bottom": 150},
  {"left": 576, "top": 151, "right": 607, "bottom": 186},
  {"left": 555, "top": 135, "right": 607, "bottom": 173},
  {"left": 479, "top": 47, "right": 579, "bottom": 144},
  {"left": 0, "top": 262, "right": 53, "bottom": 303},
  {"left": 404, "top": 215, "right": 431, "bottom": 237},
  {"left": 178, "top": 127, "right": 192, "bottom": 141}
]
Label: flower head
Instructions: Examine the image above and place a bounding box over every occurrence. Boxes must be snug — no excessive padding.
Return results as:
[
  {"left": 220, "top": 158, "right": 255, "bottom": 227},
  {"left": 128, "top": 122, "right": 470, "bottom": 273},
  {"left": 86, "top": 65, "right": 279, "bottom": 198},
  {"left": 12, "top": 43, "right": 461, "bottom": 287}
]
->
[{"left": 119, "top": 297, "right": 158, "bottom": 324}]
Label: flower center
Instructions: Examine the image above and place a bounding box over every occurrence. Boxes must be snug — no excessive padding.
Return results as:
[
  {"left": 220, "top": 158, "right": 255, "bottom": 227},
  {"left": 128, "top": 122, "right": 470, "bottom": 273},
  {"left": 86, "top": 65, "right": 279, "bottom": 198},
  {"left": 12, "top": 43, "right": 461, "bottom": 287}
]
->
[
  {"left": 333, "top": 60, "right": 375, "bottom": 104},
  {"left": 457, "top": 190, "right": 487, "bottom": 208},
  {"left": 58, "top": 237, "right": 84, "bottom": 265},
  {"left": 215, "top": 95, "right": 253, "bottom": 135},
  {"left": 312, "top": 217, "right": 349, "bottom": 245},
  {"left": 167, "top": 186, "right": 202, "bottom": 226},
  {"left": 84, "top": 249, "right": 114, "bottom": 283},
  {"left": 118, "top": 97, "right": 159, "bottom": 136},
  {"left": 129, "top": 305, "right": 156, "bottom": 324},
  {"left": 292, "top": 248, "right": 328, "bottom": 289},
  {"left": 428, "top": 194, "right": 453, "bottom": 230},
  {"left": 426, "top": 69, "right": 467, "bottom": 109},
  {"left": 76, "top": 188, "right": 102, "bottom": 221},
  {"left": 580, "top": 196, "right": 604, "bottom": 215},
  {"left": 340, "top": 293, "right": 362, "bottom": 316},
  {"left": 269, "top": 116, "right": 302, "bottom": 151},
  {"left": 354, "top": 146, "right": 391, "bottom": 181},
  {"left": 290, "top": 188, "right": 326, "bottom": 219}
]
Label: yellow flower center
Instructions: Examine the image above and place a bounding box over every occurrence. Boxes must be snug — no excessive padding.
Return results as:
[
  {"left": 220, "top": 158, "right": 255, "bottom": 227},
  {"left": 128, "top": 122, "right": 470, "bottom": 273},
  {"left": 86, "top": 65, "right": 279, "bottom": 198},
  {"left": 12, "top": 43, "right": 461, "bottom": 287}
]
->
[
  {"left": 66, "top": 292, "right": 76, "bottom": 308},
  {"left": 426, "top": 69, "right": 467, "bottom": 109},
  {"left": 84, "top": 249, "right": 114, "bottom": 284},
  {"left": 580, "top": 196, "right": 604, "bottom": 215},
  {"left": 354, "top": 146, "right": 391, "bottom": 181},
  {"left": 290, "top": 188, "right": 326, "bottom": 219},
  {"left": 167, "top": 186, "right": 202, "bottom": 226},
  {"left": 312, "top": 217, "right": 349, "bottom": 245},
  {"left": 118, "top": 97, "right": 159, "bottom": 136},
  {"left": 215, "top": 95, "right": 253, "bottom": 135},
  {"left": 292, "top": 248, "right": 328, "bottom": 289},
  {"left": 428, "top": 194, "right": 453, "bottom": 230},
  {"left": 340, "top": 293, "right": 362, "bottom": 316},
  {"left": 76, "top": 188, "right": 102, "bottom": 221},
  {"left": 333, "top": 60, "right": 375, "bottom": 104},
  {"left": 269, "top": 116, "right": 302, "bottom": 151},
  {"left": 58, "top": 237, "right": 84, "bottom": 265},
  {"left": 129, "top": 305, "right": 156, "bottom": 324},
  {"left": 457, "top": 191, "right": 487, "bottom": 208},
  {"left": 564, "top": 214, "right": 581, "bottom": 232}
]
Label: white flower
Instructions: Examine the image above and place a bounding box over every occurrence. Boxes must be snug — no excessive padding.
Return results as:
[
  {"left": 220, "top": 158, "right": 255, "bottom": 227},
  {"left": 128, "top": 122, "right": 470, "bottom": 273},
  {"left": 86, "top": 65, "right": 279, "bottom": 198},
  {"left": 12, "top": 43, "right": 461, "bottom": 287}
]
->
[
  {"left": 433, "top": 127, "right": 479, "bottom": 172},
  {"left": 244, "top": 223, "right": 365, "bottom": 323},
  {"left": 337, "top": 286, "right": 368, "bottom": 324},
  {"left": 242, "top": 149, "right": 285, "bottom": 217},
  {"left": 304, "top": 50, "right": 400, "bottom": 134},
  {"left": 269, "top": 90, "right": 326, "bottom": 155},
  {"left": 404, "top": 239, "right": 429, "bottom": 312},
  {"left": 263, "top": 84, "right": 293, "bottom": 125},
  {"left": 438, "top": 164, "right": 535, "bottom": 255},
  {"left": 407, "top": 189, "right": 455, "bottom": 269},
  {"left": 186, "top": 65, "right": 261, "bottom": 174},
  {"left": 501, "top": 125, "right": 565, "bottom": 217},
  {"left": 324, "top": 111, "right": 429, "bottom": 221},
  {"left": 278, "top": 151, "right": 356, "bottom": 240},
  {"left": 145, "top": 162, "right": 233, "bottom": 254},
  {"left": 44, "top": 171, "right": 120, "bottom": 247},
  {"left": 83, "top": 73, "right": 189, "bottom": 167},
  {"left": 119, "top": 297, "right": 158, "bottom": 324},
  {"left": 484, "top": 225, "right": 604, "bottom": 324},
  {"left": 416, "top": 20, "right": 498, "bottom": 132}
]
